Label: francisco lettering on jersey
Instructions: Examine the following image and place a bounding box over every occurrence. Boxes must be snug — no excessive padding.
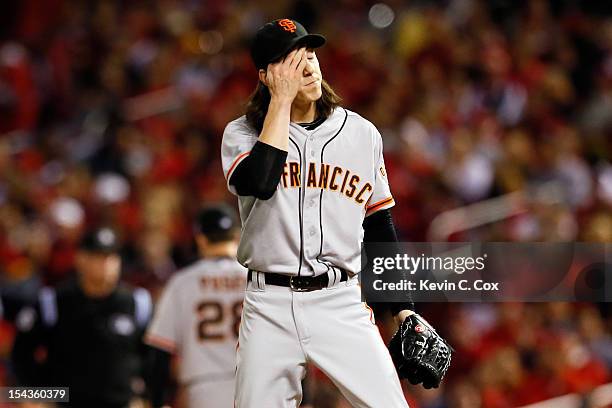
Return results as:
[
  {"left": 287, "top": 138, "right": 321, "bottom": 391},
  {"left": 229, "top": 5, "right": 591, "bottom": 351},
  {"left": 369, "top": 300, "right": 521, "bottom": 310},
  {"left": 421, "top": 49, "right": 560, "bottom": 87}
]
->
[{"left": 280, "top": 161, "right": 372, "bottom": 206}]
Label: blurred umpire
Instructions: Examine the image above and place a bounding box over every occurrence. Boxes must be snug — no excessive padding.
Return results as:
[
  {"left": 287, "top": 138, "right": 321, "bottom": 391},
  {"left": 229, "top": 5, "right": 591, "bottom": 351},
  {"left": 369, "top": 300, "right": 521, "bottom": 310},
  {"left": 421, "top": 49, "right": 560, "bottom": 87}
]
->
[{"left": 11, "top": 227, "right": 152, "bottom": 408}]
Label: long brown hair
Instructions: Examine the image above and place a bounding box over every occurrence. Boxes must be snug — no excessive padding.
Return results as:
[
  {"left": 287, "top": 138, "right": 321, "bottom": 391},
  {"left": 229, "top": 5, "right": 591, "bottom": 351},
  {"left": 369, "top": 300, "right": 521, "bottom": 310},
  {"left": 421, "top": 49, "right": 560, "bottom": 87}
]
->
[{"left": 245, "top": 80, "right": 342, "bottom": 133}]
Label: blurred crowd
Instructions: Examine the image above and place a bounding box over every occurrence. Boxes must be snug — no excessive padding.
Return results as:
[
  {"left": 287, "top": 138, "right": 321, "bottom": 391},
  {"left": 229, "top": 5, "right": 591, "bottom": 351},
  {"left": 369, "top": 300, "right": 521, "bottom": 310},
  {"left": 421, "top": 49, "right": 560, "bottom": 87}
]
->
[{"left": 0, "top": 0, "right": 610, "bottom": 407}]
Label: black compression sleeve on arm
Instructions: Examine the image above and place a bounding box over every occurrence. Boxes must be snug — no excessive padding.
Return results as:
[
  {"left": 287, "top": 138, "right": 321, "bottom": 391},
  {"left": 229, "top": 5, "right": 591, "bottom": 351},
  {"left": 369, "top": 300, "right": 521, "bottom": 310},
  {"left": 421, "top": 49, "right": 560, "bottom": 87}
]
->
[
  {"left": 146, "top": 346, "right": 172, "bottom": 408},
  {"left": 363, "top": 208, "right": 398, "bottom": 243},
  {"left": 363, "top": 209, "right": 415, "bottom": 315},
  {"left": 229, "top": 141, "right": 288, "bottom": 200}
]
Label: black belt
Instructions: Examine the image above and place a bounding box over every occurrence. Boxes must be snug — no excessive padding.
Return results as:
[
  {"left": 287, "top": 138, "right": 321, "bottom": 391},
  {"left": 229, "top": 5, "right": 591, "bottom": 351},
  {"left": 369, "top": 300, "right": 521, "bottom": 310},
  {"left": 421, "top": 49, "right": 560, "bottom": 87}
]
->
[{"left": 248, "top": 269, "right": 349, "bottom": 292}]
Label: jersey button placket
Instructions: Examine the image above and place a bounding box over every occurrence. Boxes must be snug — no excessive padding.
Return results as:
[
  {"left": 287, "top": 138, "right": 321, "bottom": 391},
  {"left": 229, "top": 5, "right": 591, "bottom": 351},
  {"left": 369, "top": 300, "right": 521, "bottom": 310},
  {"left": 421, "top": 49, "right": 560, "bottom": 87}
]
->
[
  {"left": 304, "top": 134, "right": 321, "bottom": 271},
  {"left": 309, "top": 132, "right": 316, "bottom": 158}
]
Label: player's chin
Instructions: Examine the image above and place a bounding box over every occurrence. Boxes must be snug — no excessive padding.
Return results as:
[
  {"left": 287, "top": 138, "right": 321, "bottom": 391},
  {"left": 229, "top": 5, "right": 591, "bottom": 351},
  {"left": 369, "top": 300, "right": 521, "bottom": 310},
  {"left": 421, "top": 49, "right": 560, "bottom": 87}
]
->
[{"left": 301, "top": 84, "right": 322, "bottom": 101}]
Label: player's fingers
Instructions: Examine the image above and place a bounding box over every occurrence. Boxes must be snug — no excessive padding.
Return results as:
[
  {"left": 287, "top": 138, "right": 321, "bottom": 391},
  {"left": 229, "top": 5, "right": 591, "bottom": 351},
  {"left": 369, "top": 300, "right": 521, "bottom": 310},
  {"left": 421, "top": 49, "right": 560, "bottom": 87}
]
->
[
  {"left": 265, "top": 69, "right": 273, "bottom": 86},
  {"left": 264, "top": 65, "right": 273, "bottom": 83},
  {"left": 269, "top": 63, "right": 284, "bottom": 83},
  {"left": 284, "top": 48, "right": 300, "bottom": 72},
  {"left": 282, "top": 48, "right": 299, "bottom": 66},
  {"left": 296, "top": 49, "right": 308, "bottom": 73},
  {"left": 290, "top": 47, "right": 306, "bottom": 71}
]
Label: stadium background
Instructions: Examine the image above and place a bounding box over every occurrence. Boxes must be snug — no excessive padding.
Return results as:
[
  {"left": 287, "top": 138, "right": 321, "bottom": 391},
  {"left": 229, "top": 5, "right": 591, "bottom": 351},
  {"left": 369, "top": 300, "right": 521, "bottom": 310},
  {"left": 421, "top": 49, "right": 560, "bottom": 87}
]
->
[{"left": 0, "top": 0, "right": 611, "bottom": 407}]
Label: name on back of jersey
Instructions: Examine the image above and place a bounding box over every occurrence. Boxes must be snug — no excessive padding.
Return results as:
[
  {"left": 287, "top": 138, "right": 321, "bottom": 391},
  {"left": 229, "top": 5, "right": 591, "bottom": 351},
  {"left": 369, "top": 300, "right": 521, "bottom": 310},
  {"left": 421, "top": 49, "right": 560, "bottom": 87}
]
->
[{"left": 200, "top": 276, "right": 245, "bottom": 291}]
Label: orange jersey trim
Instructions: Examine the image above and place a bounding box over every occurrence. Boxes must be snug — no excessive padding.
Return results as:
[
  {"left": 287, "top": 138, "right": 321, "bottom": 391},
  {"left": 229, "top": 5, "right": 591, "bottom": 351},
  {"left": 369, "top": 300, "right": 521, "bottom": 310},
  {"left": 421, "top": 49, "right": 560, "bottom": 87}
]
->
[
  {"left": 364, "top": 303, "right": 375, "bottom": 325},
  {"left": 144, "top": 333, "right": 177, "bottom": 354},
  {"left": 365, "top": 197, "right": 395, "bottom": 216},
  {"left": 227, "top": 151, "right": 251, "bottom": 180}
]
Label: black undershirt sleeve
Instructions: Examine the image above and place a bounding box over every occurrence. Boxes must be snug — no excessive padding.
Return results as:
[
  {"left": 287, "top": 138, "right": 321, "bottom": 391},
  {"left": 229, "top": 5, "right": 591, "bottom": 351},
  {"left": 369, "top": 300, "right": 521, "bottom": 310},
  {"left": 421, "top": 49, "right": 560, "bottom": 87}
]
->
[
  {"left": 145, "top": 346, "right": 172, "bottom": 408},
  {"left": 363, "top": 208, "right": 398, "bottom": 243},
  {"left": 363, "top": 209, "right": 415, "bottom": 316},
  {"left": 229, "top": 141, "right": 288, "bottom": 200}
]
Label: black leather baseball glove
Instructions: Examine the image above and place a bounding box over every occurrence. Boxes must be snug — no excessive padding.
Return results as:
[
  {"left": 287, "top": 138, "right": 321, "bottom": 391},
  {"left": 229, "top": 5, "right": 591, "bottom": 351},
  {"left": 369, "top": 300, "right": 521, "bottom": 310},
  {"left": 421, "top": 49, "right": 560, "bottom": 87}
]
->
[{"left": 388, "top": 313, "right": 452, "bottom": 389}]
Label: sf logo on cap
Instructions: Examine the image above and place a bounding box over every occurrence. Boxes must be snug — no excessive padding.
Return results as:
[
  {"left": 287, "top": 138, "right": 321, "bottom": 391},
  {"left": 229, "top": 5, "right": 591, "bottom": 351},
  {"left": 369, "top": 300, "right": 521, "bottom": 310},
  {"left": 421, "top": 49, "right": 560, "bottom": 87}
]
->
[{"left": 278, "top": 19, "right": 297, "bottom": 33}]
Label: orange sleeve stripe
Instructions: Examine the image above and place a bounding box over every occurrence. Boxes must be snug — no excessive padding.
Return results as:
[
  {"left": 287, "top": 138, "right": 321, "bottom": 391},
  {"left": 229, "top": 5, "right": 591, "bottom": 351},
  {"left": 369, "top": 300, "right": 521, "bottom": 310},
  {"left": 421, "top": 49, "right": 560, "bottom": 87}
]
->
[
  {"left": 227, "top": 151, "right": 251, "bottom": 179},
  {"left": 144, "top": 333, "right": 176, "bottom": 353},
  {"left": 364, "top": 303, "right": 375, "bottom": 325},
  {"left": 366, "top": 197, "right": 394, "bottom": 210},
  {"left": 366, "top": 197, "right": 395, "bottom": 216},
  {"left": 366, "top": 196, "right": 394, "bottom": 210}
]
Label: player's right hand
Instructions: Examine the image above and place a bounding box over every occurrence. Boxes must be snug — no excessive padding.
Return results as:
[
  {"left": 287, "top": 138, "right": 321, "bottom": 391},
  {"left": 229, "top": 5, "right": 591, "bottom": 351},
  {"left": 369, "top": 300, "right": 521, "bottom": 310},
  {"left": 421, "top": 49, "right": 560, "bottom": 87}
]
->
[{"left": 265, "top": 47, "right": 308, "bottom": 102}]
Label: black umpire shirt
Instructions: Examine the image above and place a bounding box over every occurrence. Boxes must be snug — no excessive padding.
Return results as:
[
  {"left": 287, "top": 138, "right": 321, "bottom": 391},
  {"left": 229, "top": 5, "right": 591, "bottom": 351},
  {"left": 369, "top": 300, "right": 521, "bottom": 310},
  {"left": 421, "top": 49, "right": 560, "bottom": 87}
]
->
[{"left": 11, "top": 278, "right": 152, "bottom": 408}]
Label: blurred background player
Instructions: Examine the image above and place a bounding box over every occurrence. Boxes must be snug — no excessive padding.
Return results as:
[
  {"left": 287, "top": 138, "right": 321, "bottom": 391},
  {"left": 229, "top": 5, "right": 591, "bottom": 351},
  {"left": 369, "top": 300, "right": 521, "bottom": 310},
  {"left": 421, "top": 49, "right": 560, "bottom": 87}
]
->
[
  {"left": 145, "top": 205, "right": 247, "bottom": 408},
  {"left": 11, "top": 227, "right": 152, "bottom": 408}
]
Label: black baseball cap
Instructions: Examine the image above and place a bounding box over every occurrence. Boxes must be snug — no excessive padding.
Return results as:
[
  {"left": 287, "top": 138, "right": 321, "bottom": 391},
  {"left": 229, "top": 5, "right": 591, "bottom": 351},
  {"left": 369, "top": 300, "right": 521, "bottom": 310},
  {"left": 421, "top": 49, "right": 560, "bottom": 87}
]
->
[
  {"left": 251, "top": 19, "right": 326, "bottom": 70},
  {"left": 196, "top": 205, "right": 238, "bottom": 237},
  {"left": 79, "top": 227, "right": 119, "bottom": 253}
]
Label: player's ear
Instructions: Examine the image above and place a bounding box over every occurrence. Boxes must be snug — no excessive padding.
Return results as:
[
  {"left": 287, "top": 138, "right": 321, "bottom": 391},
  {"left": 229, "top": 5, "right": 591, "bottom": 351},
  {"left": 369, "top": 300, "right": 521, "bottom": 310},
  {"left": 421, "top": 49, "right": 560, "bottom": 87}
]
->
[{"left": 258, "top": 69, "right": 268, "bottom": 86}]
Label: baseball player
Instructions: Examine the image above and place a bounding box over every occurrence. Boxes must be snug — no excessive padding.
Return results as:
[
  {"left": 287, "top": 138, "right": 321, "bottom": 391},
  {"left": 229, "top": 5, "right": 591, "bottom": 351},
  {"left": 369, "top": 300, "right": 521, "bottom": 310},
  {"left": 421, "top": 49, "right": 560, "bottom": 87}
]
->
[
  {"left": 221, "top": 19, "right": 451, "bottom": 408},
  {"left": 144, "top": 205, "right": 247, "bottom": 408}
]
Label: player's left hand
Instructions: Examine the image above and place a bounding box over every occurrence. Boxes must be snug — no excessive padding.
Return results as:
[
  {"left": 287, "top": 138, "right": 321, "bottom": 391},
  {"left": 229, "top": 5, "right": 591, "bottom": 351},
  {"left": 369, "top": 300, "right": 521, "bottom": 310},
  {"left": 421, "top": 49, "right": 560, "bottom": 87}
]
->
[{"left": 388, "top": 313, "right": 453, "bottom": 389}]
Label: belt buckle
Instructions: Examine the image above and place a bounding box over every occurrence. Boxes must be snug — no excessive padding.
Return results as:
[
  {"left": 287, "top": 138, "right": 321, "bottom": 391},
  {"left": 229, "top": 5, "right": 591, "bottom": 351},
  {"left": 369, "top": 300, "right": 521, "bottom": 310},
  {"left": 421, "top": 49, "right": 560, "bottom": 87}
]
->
[{"left": 290, "top": 276, "right": 314, "bottom": 292}]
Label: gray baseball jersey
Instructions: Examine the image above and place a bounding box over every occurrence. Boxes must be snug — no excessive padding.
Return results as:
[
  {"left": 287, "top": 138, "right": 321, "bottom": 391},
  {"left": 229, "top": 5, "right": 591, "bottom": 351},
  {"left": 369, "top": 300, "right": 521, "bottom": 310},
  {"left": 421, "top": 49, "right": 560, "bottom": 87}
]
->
[
  {"left": 221, "top": 107, "right": 394, "bottom": 276},
  {"left": 145, "top": 258, "right": 247, "bottom": 384}
]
